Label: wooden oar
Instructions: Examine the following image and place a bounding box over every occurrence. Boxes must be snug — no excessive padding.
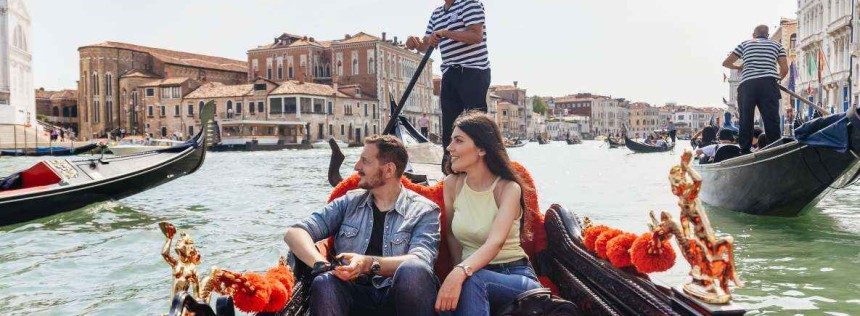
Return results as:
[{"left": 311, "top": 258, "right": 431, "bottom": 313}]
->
[
  {"left": 382, "top": 46, "right": 434, "bottom": 135},
  {"left": 778, "top": 84, "right": 830, "bottom": 116}
]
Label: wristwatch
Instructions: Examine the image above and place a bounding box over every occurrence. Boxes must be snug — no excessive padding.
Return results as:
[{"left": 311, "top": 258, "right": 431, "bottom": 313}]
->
[
  {"left": 455, "top": 264, "right": 473, "bottom": 277},
  {"left": 369, "top": 257, "right": 382, "bottom": 275}
]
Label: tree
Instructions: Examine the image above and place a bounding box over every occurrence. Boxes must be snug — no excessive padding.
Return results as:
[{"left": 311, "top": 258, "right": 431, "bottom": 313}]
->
[{"left": 532, "top": 97, "right": 549, "bottom": 114}]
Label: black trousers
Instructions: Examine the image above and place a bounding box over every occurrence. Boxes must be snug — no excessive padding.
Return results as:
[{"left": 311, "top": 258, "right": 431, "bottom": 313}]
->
[
  {"left": 738, "top": 77, "right": 781, "bottom": 152},
  {"left": 441, "top": 66, "right": 491, "bottom": 149},
  {"left": 668, "top": 130, "right": 677, "bottom": 143},
  {"left": 420, "top": 127, "right": 429, "bottom": 138}
]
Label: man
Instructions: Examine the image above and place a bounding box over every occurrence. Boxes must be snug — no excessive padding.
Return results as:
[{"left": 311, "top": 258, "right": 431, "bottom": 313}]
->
[
  {"left": 418, "top": 112, "right": 431, "bottom": 138},
  {"left": 406, "top": 0, "right": 490, "bottom": 159},
  {"left": 696, "top": 128, "right": 736, "bottom": 162},
  {"left": 666, "top": 119, "right": 677, "bottom": 143},
  {"left": 284, "top": 135, "right": 440, "bottom": 316},
  {"left": 722, "top": 25, "right": 788, "bottom": 154}
]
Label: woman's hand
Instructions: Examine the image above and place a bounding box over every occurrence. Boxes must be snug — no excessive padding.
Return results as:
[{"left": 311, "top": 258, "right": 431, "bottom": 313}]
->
[{"left": 435, "top": 268, "right": 468, "bottom": 312}]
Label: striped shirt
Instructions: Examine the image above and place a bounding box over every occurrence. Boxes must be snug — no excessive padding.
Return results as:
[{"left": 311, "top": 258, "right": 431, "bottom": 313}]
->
[
  {"left": 425, "top": 0, "right": 489, "bottom": 73},
  {"left": 732, "top": 38, "right": 786, "bottom": 85}
]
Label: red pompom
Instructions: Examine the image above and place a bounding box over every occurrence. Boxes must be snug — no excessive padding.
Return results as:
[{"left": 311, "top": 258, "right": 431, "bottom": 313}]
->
[
  {"left": 606, "top": 233, "right": 637, "bottom": 268},
  {"left": 233, "top": 273, "right": 272, "bottom": 313},
  {"left": 265, "top": 263, "right": 295, "bottom": 298},
  {"left": 583, "top": 225, "right": 610, "bottom": 251},
  {"left": 630, "top": 232, "right": 676, "bottom": 274},
  {"left": 595, "top": 229, "right": 623, "bottom": 259},
  {"left": 263, "top": 280, "right": 288, "bottom": 312},
  {"left": 538, "top": 276, "right": 559, "bottom": 295}
]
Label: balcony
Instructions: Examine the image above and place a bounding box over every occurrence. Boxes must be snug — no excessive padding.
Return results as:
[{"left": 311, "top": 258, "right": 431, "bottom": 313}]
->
[
  {"left": 799, "top": 32, "right": 823, "bottom": 49},
  {"left": 828, "top": 14, "right": 852, "bottom": 34}
]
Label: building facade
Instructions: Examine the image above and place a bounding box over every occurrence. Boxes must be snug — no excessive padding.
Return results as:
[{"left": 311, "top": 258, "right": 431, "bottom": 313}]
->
[
  {"left": 77, "top": 41, "right": 248, "bottom": 139},
  {"left": 628, "top": 102, "right": 659, "bottom": 137},
  {"left": 35, "top": 88, "right": 78, "bottom": 133},
  {"left": 0, "top": 0, "right": 33, "bottom": 127},
  {"left": 797, "top": 0, "right": 853, "bottom": 115}
]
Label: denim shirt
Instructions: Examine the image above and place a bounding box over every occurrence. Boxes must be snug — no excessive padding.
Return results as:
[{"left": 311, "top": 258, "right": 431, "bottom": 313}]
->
[{"left": 291, "top": 186, "right": 441, "bottom": 287}]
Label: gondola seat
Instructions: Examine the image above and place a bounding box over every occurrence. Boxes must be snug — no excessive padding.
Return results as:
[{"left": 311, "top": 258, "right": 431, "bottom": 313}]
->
[
  {"left": 0, "top": 162, "right": 61, "bottom": 192},
  {"left": 712, "top": 144, "right": 742, "bottom": 163}
]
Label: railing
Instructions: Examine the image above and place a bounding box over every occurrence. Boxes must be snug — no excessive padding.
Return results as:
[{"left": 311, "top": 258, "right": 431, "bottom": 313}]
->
[{"left": 0, "top": 123, "right": 82, "bottom": 155}]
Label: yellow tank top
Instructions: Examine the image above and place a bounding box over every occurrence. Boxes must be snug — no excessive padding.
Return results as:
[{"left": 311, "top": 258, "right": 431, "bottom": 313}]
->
[{"left": 451, "top": 176, "right": 528, "bottom": 264}]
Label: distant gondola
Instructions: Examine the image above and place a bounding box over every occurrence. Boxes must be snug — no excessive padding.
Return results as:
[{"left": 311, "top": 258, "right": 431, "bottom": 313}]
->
[
  {"left": 505, "top": 138, "right": 527, "bottom": 148},
  {"left": 0, "top": 143, "right": 99, "bottom": 157},
  {"left": 0, "top": 102, "right": 213, "bottom": 226},
  {"left": 624, "top": 135, "right": 674, "bottom": 153},
  {"left": 694, "top": 108, "right": 860, "bottom": 216},
  {"left": 566, "top": 138, "right": 582, "bottom": 145}
]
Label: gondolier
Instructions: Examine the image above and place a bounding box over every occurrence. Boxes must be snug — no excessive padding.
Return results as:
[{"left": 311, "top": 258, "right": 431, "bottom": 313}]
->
[
  {"left": 722, "top": 25, "right": 788, "bottom": 154},
  {"left": 407, "top": 0, "right": 491, "bottom": 162},
  {"left": 666, "top": 119, "right": 677, "bottom": 143}
]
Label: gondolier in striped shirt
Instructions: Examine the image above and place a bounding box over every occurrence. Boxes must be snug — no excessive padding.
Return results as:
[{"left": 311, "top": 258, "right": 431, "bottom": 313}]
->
[
  {"left": 722, "top": 25, "right": 788, "bottom": 154},
  {"left": 407, "top": 0, "right": 491, "bottom": 165}
]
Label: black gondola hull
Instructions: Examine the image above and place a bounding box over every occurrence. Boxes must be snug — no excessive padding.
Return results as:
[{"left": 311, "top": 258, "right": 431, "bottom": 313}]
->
[
  {"left": 624, "top": 135, "right": 673, "bottom": 153},
  {"left": 694, "top": 141, "right": 860, "bottom": 216}
]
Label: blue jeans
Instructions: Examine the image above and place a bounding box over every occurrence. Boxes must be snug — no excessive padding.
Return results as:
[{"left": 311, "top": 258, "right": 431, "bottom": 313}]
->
[
  {"left": 309, "top": 258, "right": 438, "bottom": 316},
  {"left": 446, "top": 261, "right": 542, "bottom": 316}
]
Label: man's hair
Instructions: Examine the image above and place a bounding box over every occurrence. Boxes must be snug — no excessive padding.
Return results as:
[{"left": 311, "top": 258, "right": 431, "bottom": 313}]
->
[
  {"left": 718, "top": 128, "right": 735, "bottom": 141},
  {"left": 364, "top": 135, "right": 408, "bottom": 177},
  {"left": 754, "top": 25, "right": 769, "bottom": 38}
]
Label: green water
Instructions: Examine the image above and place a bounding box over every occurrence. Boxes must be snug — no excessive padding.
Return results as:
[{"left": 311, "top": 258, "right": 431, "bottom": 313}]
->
[{"left": 1, "top": 141, "right": 858, "bottom": 315}]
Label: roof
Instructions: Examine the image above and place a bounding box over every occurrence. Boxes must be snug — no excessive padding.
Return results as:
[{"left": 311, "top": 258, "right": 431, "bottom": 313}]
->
[
  {"left": 35, "top": 89, "right": 77, "bottom": 100},
  {"left": 337, "top": 32, "right": 381, "bottom": 45},
  {"left": 81, "top": 41, "right": 248, "bottom": 73},
  {"left": 491, "top": 85, "right": 520, "bottom": 91},
  {"left": 270, "top": 80, "right": 348, "bottom": 97},
  {"left": 185, "top": 82, "right": 254, "bottom": 99},
  {"left": 139, "top": 77, "right": 191, "bottom": 87},
  {"left": 120, "top": 69, "right": 160, "bottom": 79},
  {"left": 219, "top": 119, "right": 305, "bottom": 126}
]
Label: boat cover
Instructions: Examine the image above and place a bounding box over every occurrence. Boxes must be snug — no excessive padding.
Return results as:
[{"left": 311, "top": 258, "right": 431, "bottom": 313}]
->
[{"left": 794, "top": 113, "right": 852, "bottom": 153}]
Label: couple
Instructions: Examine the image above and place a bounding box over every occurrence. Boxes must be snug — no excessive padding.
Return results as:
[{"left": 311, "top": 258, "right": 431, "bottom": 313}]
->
[{"left": 284, "top": 112, "right": 542, "bottom": 316}]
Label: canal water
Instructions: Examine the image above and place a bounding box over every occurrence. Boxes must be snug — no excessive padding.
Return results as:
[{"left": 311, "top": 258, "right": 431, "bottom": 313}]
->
[{"left": 1, "top": 141, "right": 859, "bottom": 315}]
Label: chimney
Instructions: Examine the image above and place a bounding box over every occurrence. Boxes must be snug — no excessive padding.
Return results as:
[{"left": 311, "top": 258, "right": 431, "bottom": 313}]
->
[
  {"left": 345, "top": 34, "right": 351, "bottom": 39},
  {"left": 382, "top": 32, "right": 387, "bottom": 41},
  {"left": 393, "top": 36, "right": 398, "bottom": 45},
  {"left": 513, "top": 81, "right": 518, "bottom": 88},
  {"left": 309, "top": 37, "right": 315, "bottom": 42}
]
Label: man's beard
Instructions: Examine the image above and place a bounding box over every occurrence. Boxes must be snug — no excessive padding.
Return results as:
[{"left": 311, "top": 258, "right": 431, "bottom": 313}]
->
[{"left": 358, "top": 170, "right": 385, "bottom": 189}]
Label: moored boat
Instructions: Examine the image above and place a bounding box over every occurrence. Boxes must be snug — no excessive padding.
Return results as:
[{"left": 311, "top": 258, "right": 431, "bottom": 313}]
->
[
  {"left": 108, "top": 136, "right": 185, "bottom": 156},
  {"left": 0, "top": 102, "right": 213, "bottom": 226},
  {"left": 0, "top": 143, "right": 99, "bottom": 157}
]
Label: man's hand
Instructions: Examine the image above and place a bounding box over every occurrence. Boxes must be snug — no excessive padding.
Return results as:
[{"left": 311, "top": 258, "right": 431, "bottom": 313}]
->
[
  {"left": 332, "top": 253, "right": 371, "bottom": 281},
  {"left": 427, "top": 32, "right": 444, "bottom": 47},
  {"left": 406, "top": 36, "right": 422, "bottom": 50}
]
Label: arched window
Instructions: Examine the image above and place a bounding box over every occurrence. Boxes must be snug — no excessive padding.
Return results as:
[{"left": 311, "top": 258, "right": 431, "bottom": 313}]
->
[
  {"left": 62, "top": 107, "right": 70, "bottom": 117},
  {"left": 105, "top": 73, "right": 113, "bottom": 96},
  {"left": 161, "top": 127, "right": 168, "bottom": 137},
  {"left": 92, "top": 72, "right": 99, "bottom": 95},
  {"left": 336, "top": 61, "right": 343, "bottom": 76},
  {"left": 52, "top": 106, "right": 59, "bottom": 117},
  {"left": 352, "top": 58, "right": 359, "bottom": 75},
  {"left": 368, "top": 57, "right": 375, "bottom": 74}
]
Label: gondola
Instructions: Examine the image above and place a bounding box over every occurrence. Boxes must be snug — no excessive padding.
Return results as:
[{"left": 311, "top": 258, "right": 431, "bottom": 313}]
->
[
  {"left": 567, "top": 138, "right": 582, "bottom": 145},
  {"left": 505, "top": 138, "right": 528, "bottom": 148},
  {"left": 538, "top": 136, "right": 550, "bottom": 145},
  {"left": 0, "top": 102, "right": 213, "bottom": 226},
  {"left": 606, "top": 138, "right": 623, "bottom": 148},
  {"left": 694, "top": 108, "right": 860, "bottom": 216},
  {"left": 624, "top": 135, "right": 674, "bottom": 153},
  {"left": 0, "top": 143, "right": 99, "bottom": 157}
]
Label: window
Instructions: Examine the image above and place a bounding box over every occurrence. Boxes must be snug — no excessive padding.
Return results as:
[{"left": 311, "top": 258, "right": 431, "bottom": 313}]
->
[
  {"left": 161, "top": 86, "right": 180, "bottom": 99},
  {"left": 146, "top": 88, "right": 154, "bottom": 97},
  {"left": 187, "top": 104, "right": 194, "bottom": 116},
  {"left": 106, "top": 100, "right": 112, "bottom": 122},
  {"left": 236, "top": 102, "right": 242, "bottom": 114},
  {"left": 188, "top": 126, "right": 194, "bottom": 137},
  {"left": 288, "top": 66, "right": 294, "bottom": 79},
  {"left": 71, "top": 106, "right": 78, "bottom": 117},
  {"left": 258, "top": 102, "right": 264, "bottom": 113},
  {"left": 352, "top": 58, "right": 359, "bottom": 75},
  {"left": 198, "top": 101, "right": 205, "bottom": 116},
  {"left": 364, "top": 103, "right": 368, "bottom": 116},
  {"left": 277, "top": 67, "right": 283, "bottom": 80},
  {"left": 328, "top": 101, "right": 333, "bottom": 114},
  {"left": 254, "top": 83, "right": 266, "bottom": 91},
  {"left": 329, "top": 124, "right": 333, "bottom": 136},
  {"left": 94, "top": 100, "right": 100, "bottom": 123},
  {"left": 160, "top": 105, "right": 166, "bottom": 117},
  {"left": 174, "top": 105, "right": 180, "bottom": 116},
  {"left": 161, "top": 127, "right": 167, "bottom": 137},
  {"left": 341, "top": 124, "right": 345, "bottom": 135},
  {"left": 285, "top": 98, "right": 297, "bottom": 113},
  {"left": 337, "top": 60, "right": 343, "bottom": 76},
  {"left": 92, "top": 72, "right": 99, "bottom": 95},
  {"left": 300, "top": 97, "right": 312, "bottom": 113},
  {"left": 105, "top": 74, "right": 113, "bottom": 96},
  {"left": 313, "top": 98, "right": 324, "bottom": 114},
  {"left": 368, "top": 56, "right": 375, "bottom": 74},
  {"left": 148, "top": 105, "right": 154, "bottom": 117},
  {"left": 250, "top": 102, "right": 255, "bottom": 113},
  {"left": 52, "top": 107, "right": 59, "bottom": 116},
  {"left": 270, "top": 98, "right": 283, "bottom": 114},
  {"left": 372, "top": 104, "right": 377, "bottom": 119}
]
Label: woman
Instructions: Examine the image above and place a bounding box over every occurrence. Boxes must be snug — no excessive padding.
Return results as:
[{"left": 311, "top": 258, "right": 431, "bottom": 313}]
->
[{"left": 435, "top": 111, "right": 542, "bottom": 315}]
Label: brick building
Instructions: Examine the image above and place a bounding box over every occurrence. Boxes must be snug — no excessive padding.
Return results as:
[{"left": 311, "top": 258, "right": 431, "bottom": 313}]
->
[
  {"left": 35, "top": 88, "right": 78, "bottom": 133},
  {"left": 77, "top": 41, "right": 248, "bottom": 139},
  {"left": 247, "top": 32, "right": 437, "bottom": 135}
]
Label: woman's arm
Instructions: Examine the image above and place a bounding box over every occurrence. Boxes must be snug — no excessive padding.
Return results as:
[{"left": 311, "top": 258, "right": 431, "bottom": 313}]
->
[{"left": 443, "top": 174, "right": 463, "bottom": 264}]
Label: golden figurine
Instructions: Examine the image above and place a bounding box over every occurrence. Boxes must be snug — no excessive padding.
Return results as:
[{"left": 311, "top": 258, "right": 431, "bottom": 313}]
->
[
  {"left": 648, "top": 150, "right": 743, "bottom": 304},
  {"left": 160, "top": 222, "right": 203, "bottom": 302}
]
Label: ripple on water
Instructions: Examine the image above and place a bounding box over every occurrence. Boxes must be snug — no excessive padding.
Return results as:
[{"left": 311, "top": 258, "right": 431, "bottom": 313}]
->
[{"left": 1, "top": 143, "right": 860, "bottom": 314}]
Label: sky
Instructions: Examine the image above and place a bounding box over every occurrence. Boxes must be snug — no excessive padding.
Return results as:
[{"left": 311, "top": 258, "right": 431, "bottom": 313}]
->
[{"left": 30, "top": 0, "right": 798, "bottom": 106}]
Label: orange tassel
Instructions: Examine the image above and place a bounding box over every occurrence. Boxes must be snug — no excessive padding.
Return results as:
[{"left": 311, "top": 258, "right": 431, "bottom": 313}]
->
[
  {"left": 232, "top": 272, "right": 272, "bottom": 313},
  {"left": 630, "top": 232, "right": 676, "bottom": 273},
  {"left": 606, "top": 233, "right": 637, "bottom": 268},
  {"left": 583, "top": 225, "right": 610, "bottom": 251},
  {"left": 595, "top": 229, "right": 623, "bottom": 259},
  {"left": 265, "top": 263, "right": 295, "bottom": 298},
  {"left": 263, "top": 280, "right": 288, "bottom": 313}
]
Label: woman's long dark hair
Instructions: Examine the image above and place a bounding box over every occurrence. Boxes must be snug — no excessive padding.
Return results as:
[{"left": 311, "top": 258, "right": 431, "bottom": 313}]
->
[
  {"left": 700, "top": 126, "right": 717, "bottom": 148},
  {"left": 446, "top": 110, "right": 530, "bottom": 208}
]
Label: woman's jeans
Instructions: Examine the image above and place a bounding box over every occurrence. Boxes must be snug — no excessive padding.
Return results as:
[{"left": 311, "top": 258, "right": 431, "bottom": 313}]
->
[{"left": 445, "top": 259, "right": 543, "bottom": 316}]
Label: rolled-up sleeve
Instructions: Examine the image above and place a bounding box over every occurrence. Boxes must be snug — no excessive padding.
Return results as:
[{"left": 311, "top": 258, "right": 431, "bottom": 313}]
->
[
  {"left": 291, "top": 195, "right": 348, "bottom": 242},
  {"left": 408, "top": 205, "right": 441, "bottom": 267}
]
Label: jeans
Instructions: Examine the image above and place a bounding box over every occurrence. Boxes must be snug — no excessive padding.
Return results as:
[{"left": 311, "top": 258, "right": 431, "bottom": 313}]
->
[
  {"left": 445, "top": 261, "right": 542, "bottom": 316},
  {"left": 309, "top": 258, "right": 438, "bottom": 316}
]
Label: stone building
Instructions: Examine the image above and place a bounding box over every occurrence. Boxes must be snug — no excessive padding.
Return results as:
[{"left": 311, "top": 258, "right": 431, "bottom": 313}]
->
[
  {"left": 628, "top": 102, "right": 659, "bottom": 137},
  {"left": 797, "top": 0, "right": 853, "bottom": 114},
  {"left": 77, "top": 41, "right": 248, "bottom": 139},
  {"left": 0, "top": 0, "right": 33, "bottom": 127}
]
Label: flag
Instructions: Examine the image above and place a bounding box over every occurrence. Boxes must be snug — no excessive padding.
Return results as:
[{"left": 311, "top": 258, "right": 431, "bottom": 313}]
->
[
  {"left": 723, "top": 73, "right": 728, "bottom": 82},
  {"left": 817, "top": 49, "right": 825, "bottom": 85},
  {"left": 807, "top": 82, "right": 812, "bottom": 97},
  {"left": 788, "top": 62, "right": 796, "bottom": 92}
]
